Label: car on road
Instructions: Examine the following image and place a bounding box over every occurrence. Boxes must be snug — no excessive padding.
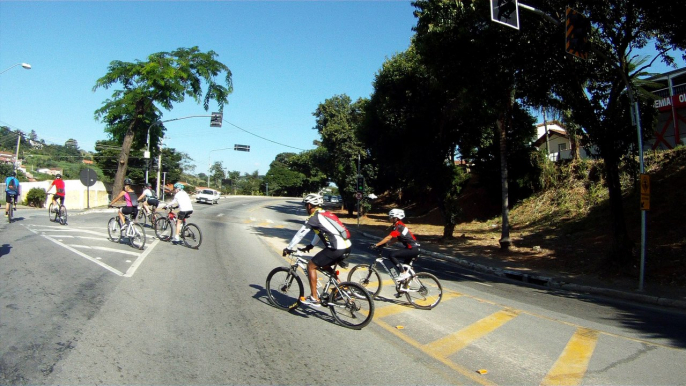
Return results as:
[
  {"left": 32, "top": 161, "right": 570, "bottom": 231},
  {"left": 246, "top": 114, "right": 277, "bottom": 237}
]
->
[{"left": 196, "top": 189, "right": 221, "bottom": 205}]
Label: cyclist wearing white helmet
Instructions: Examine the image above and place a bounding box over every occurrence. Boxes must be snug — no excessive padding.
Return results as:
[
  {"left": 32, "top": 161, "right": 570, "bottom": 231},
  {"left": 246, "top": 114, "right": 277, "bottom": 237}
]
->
[
  {"left": 46, "top": 173, "right": 66, "bottom": 209},
  {"left": 284, "top": 193, "right": 352, "bottom": 307},
  {"left": 371, "top": 208, "right": 420, "bottom": 282},
  {"left": 108, "top": 178, "right": 139, "bottom": 225},
  {"left": 161, "top": 182, "right": 194, "bottom": 243}
]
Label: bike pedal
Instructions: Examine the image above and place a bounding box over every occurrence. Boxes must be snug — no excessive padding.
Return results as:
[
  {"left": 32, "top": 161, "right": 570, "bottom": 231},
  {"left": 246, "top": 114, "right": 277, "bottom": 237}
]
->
[{"left": 394, "top": 292, "right": 403, "bottom": 298}]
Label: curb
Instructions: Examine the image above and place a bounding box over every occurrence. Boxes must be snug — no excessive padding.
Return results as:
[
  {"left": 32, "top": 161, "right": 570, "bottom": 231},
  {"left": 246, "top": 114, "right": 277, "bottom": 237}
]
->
[{"left": 359, "top": 232, "right": 686, "bottom": 310}]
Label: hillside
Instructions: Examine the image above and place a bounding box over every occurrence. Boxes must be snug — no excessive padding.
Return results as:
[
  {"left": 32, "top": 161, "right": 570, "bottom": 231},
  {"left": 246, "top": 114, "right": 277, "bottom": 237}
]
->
[{"left": 339, "top": 147, "right": 686, "bottom": 289}]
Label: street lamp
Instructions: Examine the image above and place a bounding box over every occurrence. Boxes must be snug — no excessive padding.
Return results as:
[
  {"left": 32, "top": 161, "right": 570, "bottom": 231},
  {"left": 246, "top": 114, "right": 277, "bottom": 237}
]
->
[{"left": 0, "top": 62, "right": 31, "bottom": 75}]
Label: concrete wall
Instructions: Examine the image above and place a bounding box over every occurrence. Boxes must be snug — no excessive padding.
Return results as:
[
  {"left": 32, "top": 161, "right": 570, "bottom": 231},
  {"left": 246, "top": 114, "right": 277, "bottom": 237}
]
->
[{"left": 2, "top": 180, "right": 110, "bottom": 209}]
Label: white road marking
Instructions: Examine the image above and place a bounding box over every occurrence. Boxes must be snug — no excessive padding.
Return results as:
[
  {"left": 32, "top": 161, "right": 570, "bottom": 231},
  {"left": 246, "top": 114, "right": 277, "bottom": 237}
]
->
[{"left": 69, "top": 244, "right": 140, "bottom": 256}]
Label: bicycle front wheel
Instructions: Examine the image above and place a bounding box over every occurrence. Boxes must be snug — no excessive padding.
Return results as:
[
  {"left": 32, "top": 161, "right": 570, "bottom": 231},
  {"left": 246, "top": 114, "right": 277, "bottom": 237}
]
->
[
  {"left": 58, "top": 205, "right": 68, "bottom": 225},
  {"left": 136, "top": 208, "right": 147, "bottom": 226},
  {"left": 48, "top": 202, "right": 56, "bottom": 222},
  {"left": 347, "top": 264, "right": 382, "bottom": 297},
  {"left": 266, "top": 267, "right": 304, "bottom": 311},
  {"left": 329, "top": 282, "right": 375, "bottom": 330},
  {"left": 151, "top": 212, "right": 164, "bottom": 229},
  {"left": 154, "top": 217, "right": 173, "bottom": 241},
  {"left": 107, "top": 217, "right": 121, "bottom": 242},
  {"left": 129, "top": 223, "right": 146, "bottom": 250},
  {"left": 404, "top": 272, "right": 443, "bottom": 309},
  {"left": 181, "top": 223, "right": 202, "bottom": 249}
]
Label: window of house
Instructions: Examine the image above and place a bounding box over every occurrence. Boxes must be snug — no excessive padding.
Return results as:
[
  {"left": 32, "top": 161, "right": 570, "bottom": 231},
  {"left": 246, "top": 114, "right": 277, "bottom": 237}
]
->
[{"left": 558, "top": 143, "right": 568, "bottom": 152}]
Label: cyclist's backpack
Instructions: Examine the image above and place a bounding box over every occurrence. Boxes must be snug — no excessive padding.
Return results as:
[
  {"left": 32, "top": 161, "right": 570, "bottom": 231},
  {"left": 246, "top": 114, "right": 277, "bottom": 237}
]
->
[
  {"left": 319, "top": 210, "right": 351, "bottom": 240},
  {"left": 8, "top": 178, "right": 17, "bottom": 191}
]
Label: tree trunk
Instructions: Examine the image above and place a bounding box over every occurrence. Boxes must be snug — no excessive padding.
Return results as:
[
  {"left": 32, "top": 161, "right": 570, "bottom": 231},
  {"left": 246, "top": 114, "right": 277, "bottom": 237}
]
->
[
  {"left": 603, "top": 152, "right": 634, "bottom": 266},
  {"left": 112, "top": 121, "right": 137, "bottom": 197},
  {"left": 497, "top": 90, "right": 514, "bottom": 251}
]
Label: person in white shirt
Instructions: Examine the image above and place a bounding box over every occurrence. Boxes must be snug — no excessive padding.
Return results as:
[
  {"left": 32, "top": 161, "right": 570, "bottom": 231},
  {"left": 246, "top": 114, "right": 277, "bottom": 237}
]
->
[{"left": 163, "top": 182, "right": 194, "bottom": 243}]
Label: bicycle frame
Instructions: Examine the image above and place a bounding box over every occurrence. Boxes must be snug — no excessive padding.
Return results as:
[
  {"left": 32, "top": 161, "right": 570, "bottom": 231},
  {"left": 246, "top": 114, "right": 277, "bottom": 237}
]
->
[
  {"left": 290, "top": 252, "right": 353, "bottom": 307},
  {"left": 371, "top": 251, "right": 416, "bottom": 282}
]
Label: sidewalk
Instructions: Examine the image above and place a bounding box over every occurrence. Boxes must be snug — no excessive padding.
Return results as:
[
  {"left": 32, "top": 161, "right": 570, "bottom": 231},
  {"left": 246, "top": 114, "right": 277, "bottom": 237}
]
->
[{"left": 355, "top": 229, "right": 686, "bottom": 310}]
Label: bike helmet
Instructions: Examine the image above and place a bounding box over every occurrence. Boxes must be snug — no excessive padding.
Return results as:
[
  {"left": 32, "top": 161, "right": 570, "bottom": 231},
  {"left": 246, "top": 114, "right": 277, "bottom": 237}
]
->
[
  {"left": 55, "top": 173, "right": 62, "bottom": 179},
  {"left": 124, "top": 178, "right": 133, "bottom": 186},
  {"left": 388, "top": 208, "right": 405, "bottom": 220},
  {"left": 10, "top": 171, "right": 16, "bottom": 177},
  {"left": 173, "top": 182, "right": 184, "bottom": 189},
  {"left": 145, "top": 182, "right": 152, "bottom": 188},
  {"left": 303, "top": 193, "right": 323, "bottom": 206}
]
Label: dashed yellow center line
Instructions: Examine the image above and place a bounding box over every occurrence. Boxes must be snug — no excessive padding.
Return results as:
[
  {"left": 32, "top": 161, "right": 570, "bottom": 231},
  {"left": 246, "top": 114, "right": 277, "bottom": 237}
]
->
[
  {"left": 423, "top": 308, "right": 520, "bottom": 359},
  {"left": 541, "top": 327, "right": 599, "bottom": 386}
]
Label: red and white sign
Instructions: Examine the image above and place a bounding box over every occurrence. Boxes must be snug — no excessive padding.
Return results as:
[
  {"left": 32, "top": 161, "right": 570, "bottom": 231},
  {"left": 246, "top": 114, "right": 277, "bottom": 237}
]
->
[{"left": 654, "top": 93, "right": 686, "bottom": 112}]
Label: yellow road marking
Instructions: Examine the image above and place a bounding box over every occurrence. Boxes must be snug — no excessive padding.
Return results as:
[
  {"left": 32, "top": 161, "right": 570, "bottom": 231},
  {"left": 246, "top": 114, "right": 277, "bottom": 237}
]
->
[
  {"left": 541, "top": 327, "right": 599, "bottom": 386},
  {"left": 375, "top": 317, "right": 497, "bottom": 386},
  {"left": 424, "top": 308, "right": 520, "bottom": 358},
  {"left": 374, "top": 291, "right": 463, "bottom": 319}
]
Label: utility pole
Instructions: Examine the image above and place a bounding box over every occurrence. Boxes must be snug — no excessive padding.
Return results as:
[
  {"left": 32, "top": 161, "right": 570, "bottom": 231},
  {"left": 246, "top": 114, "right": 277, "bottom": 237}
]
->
[
  {"left": 156, "top": 137, "right": 165, "bottom": 198},
  {"left": 14, "top": 131, "right": 21, "bottom": 172}
]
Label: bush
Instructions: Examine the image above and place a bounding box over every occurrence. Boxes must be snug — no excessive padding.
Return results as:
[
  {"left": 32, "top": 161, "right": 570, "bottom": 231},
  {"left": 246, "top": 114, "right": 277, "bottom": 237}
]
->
[{"left": 25, "top": 188, "right": 47, "bottom": 208}]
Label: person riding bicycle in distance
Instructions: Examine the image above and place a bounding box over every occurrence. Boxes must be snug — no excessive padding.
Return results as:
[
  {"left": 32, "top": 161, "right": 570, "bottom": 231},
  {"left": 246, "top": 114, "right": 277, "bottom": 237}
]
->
[
  {"left": 45, "top": 173, "right": 66, "bottom": 210},
  {"left": 371, "top": 209, "right": 420, "bottom": 282},
  {"left": 137, "top": 182, "right": 159, "bottom": 214},
  {"left": 283, "top": 193, "right": 352, "bottom": 308},
  {"left": 108, "top": 178, "right": 138, "bottom": 225},
  {"left": 5, "top": 171, "right": 20, "bottom": 216},
  {"left": 161, "top": 182, "right": 194, "bottom": 243}
]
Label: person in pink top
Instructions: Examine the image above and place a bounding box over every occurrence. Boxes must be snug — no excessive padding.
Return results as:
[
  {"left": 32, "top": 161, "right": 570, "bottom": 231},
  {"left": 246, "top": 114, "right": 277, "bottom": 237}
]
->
[{"left": 108, "top": 178, "right": 138, "bottom": 224}]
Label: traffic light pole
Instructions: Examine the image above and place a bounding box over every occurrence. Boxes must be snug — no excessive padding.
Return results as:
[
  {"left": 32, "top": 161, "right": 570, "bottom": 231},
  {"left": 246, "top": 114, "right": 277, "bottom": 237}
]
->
[{"left": 357, "top": 154, "right": 361, "bottom": 228}]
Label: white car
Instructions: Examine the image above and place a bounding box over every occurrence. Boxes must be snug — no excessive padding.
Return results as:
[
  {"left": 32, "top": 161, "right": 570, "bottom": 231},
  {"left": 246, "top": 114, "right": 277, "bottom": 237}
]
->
[{"left": 196, "top": 189, "right": 221, "bottom": 205}]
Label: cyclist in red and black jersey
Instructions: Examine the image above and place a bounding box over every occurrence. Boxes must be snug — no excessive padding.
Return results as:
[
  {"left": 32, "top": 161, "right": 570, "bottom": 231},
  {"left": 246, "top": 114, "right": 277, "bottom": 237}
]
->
[
  {"left": 371, "top": 208, "right": 420, "bottom": 282},
  {"left": 46, "top": 173, "right": 66, "bottom": 207}
]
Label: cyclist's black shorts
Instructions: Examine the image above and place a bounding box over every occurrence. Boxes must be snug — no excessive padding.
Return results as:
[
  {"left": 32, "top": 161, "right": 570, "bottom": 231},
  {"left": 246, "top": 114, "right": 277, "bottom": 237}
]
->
[
  {"left": 5, "top": 192, "right": 18, "bottom": 203},
  {"left": 121, "top": 206, "right": 138, "bottom": 217},
  {"left": 146, "top": 198, "right": 160, "bottom": 207},
  {"left": 178, "top": 210, "right": 193, "bottom": 220},
  {"left": 52, "top": 195, "right": 65, "bottom": 205},
  {"left": 312, "top": 247, "right": 351, "bottom": 268},
  {"left": 388, "top": 247, "right": 420, "bottom": 268}
]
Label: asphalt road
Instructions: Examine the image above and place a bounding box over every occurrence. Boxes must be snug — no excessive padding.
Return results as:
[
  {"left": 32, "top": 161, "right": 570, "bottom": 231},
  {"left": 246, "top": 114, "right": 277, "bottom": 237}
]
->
[{"left": 2, "top": 197, "right": 686, "bottom": 385}]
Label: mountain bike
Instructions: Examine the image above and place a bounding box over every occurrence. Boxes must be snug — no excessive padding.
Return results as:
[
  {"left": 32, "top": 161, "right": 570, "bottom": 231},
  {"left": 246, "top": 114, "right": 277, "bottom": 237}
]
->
[
  {"left": 6, "top": 194, "right": 17, "bottom": 223},
  {"left": 347, "top": 246, "right": 443, "bottom": 309},
  {"left": 136, "top": 202, "right": 163, "bottom": 228},
  {"left": 266, "top": 250, "right": 375, "bottom": 330},
  {"left": 154, "top": 207, "right": 202, "bottom": 249},
  {"left": 46, "top": 193, "right": 67, "bottom": 225},
  {"left": 107, "top": 209, "right": 146, "bottom": 250}
]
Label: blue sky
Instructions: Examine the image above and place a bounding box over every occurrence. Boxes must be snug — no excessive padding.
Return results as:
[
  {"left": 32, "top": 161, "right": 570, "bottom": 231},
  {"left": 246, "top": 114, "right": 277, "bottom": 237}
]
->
[{"left": 1, "top": 1, "right": 684, "bottom": 177}]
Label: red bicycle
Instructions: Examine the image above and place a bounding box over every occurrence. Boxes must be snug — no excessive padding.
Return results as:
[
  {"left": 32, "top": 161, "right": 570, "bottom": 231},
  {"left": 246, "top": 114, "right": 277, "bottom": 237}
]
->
[{"left": 154, "top": 207, "right": 202, "bottom": 249}]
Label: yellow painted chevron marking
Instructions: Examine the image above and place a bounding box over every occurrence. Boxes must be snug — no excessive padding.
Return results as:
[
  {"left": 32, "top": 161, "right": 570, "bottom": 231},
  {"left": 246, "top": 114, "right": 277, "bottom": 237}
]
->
[
  {"left": 541, "top": 327, "right": 599, "bottom": 386},
  {"left": 423, "top": 308, "right": 519, "bottom": 358},
  {"left": 374, "top": 317, "right": 496, "bottom": 386}
]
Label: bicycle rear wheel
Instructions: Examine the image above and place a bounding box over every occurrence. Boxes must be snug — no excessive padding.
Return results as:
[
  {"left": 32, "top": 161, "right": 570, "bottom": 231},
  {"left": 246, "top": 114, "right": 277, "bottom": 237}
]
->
[
  {"left": 329, "top": 282, "right": 375, "bottom": 329},
  {"left": 181, "top": 223, "right": 202, "bottom": 249},
  {"left": 129, "top": 223, "right": 146, "bottom": 249},
  {"left": 266, "top": 267, "right": 304, "bottom": 311},
  {"left": 404, "top": 272, "right": 443, "bottom": 309},
  {"left": 347, "top": 264, "right": 382, "bottom": 297},
  {"left": 7, "top": 201, "right": 13, "bottom": 223},
  {"left": 58, "top": 205, "right": 68, "bottom": 225},
  {"left": 154, "top": 217, "right": 173, "bottom": 241},
  {"left": 107, "top": 217, "right": 121, "bottom": 242}
]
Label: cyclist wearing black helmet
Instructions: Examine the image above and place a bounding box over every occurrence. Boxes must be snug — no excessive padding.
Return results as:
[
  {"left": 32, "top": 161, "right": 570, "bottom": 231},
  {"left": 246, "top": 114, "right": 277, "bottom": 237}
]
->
[
  {"left": 108, "top": 178, "right": 138, "bottom": 225},
  {"left": 46, "top": 173, "right": 66, "bottom": 210},
  {"left": 5, "top": 171, "right": 20, "bottom": 216}
]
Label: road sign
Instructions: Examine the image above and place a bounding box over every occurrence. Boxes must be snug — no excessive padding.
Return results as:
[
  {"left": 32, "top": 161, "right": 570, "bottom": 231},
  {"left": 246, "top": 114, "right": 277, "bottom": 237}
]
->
[
  {"left": 565, "top": 7, "right": 590, "bottom": 59},
  {"left": 640, "top": 174, "right": 650, "bottom": 210},
  {"left": 490, "top": 0, "right": 520, "bottom": 30},
  {"left": 79, "top": 168, "right": 97, "bottom": 187},
  {"left": 210, "top": 112, "right": 223, "bottom": 127},
  {"left": 355, "top": 192, "right": 363, "bottom": 200},
  {"left": 234, "top": 144, "right": 250, "bottom": 152}
]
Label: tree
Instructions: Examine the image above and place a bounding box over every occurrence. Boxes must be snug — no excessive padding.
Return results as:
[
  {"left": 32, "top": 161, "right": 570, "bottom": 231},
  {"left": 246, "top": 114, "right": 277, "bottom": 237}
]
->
[
  {"left": 93, "top": 46, "right": 233, "bottom": 197},
  {"left": 209, "top": 161, "right": 225, "bottom": 188}
]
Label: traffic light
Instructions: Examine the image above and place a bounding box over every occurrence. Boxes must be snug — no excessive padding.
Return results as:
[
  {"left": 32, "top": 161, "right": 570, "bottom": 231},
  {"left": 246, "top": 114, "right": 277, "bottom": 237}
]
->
[
  {"left": 234, "top": 144, "right": 250, "bottom": 152},
  {"left": 566, "top": 7, "right": 590, "bottom": 60},
  {"left": 356, "top": 175, "right": 365, "bottom": 192}
]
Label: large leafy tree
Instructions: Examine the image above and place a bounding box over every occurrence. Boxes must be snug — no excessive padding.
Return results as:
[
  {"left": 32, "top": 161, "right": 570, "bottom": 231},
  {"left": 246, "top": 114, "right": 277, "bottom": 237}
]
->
[
  {"left": 93, "top": 46, "right": 233, "bottom": 196},
  {"left": 313, "top": 95, "right": 371, "bottom": 214}
]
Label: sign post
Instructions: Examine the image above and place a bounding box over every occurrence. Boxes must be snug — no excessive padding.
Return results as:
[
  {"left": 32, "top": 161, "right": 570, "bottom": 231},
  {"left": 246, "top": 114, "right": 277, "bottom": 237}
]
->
[{"left": 79, "top": 168, "right": 98, "bottom": 209}]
